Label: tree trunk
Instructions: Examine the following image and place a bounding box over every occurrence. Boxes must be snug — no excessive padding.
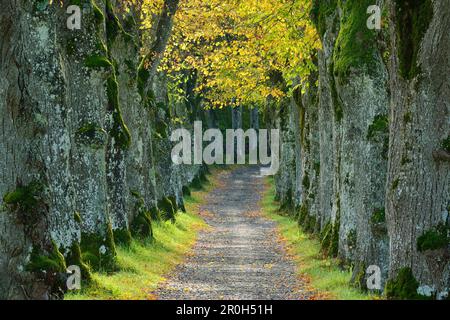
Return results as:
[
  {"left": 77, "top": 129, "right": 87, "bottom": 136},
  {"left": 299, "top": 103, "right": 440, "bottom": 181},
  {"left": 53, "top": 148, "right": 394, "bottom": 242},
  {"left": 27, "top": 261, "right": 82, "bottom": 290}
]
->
[
  {"left": 0, "top": 1, "right": 78, "bottom": 299},
  {"left": 331, "top": 1, "right": 390, "bottom": 284},
  {"left": 64, "top": 1, "right": 116, "bottom": 271},
  {"left": 297, "top": 73, "right": 321, "bottom": 233},
  {"left": 315, "top": 2, "right": 340, "bottom": 257},
  {"left": 385, "top": 0, "right": 450, "bottom": 298}
]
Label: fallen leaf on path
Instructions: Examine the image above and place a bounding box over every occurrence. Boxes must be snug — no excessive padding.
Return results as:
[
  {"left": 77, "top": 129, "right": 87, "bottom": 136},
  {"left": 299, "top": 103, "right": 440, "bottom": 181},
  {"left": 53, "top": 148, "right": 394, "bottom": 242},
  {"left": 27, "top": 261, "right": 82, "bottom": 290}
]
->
[{"left": 243, "top": 210, "right": 261, "bottom": 218}]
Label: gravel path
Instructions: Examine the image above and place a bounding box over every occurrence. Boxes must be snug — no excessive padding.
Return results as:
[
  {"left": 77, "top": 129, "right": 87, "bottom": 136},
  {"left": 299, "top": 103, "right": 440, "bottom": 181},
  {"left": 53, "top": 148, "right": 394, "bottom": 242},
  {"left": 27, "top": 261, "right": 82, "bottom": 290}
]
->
[{"left": 154, "top": 166, "right": 310, "bottom": 300}]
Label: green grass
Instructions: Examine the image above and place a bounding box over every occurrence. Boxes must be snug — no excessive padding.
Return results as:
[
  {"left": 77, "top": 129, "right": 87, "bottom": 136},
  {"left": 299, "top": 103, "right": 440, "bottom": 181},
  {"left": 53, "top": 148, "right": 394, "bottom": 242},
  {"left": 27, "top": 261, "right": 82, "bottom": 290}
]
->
[
  {"left": 261, "top": 177, "right": 373, "bottom": 300},
  {"left": 65, "top": 171, "right": 220, "bottom": 300}
]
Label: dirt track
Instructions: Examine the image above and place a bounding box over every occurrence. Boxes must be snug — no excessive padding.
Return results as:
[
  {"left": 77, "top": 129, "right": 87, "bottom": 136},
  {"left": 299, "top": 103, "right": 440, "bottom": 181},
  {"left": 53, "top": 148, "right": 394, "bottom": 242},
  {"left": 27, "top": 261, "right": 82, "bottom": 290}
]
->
[{"left": 155, "top": 166, "right": 310, "bottom": 300}]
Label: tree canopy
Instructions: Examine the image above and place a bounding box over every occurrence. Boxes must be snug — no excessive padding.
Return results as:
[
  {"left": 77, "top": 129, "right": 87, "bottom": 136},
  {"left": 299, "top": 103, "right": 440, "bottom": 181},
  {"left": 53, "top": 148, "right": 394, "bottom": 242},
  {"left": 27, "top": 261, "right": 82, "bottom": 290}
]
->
[{"left": 151, "top": 0, "right": 320, "bottom": 108}]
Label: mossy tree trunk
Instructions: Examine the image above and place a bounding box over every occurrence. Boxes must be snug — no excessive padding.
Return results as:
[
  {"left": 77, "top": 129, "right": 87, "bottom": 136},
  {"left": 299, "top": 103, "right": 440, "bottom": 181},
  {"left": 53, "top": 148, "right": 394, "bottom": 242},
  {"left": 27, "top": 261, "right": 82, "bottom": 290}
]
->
[
  {"left": 331, "top": 0, "right": 390, "bottom": 286},
  {"left": 315, "top": 1, "right": 340, "bottom": 257},
  {"left": 65, "top": 0, "right": 117, "bottom": 271},
  {"left": 0, "top": 1, "right": 79, "bottom": 299},
  {"left": 296, "top": 73, "right": 321, "bottom": 233},
  {"left": 385, "top": 0, "right": 450, "bottom": 298},
  {"left": 291, "top": 86, "right": 303, "bottom": 212},
  {"left": 103, "top": 0, "right": 134, "bottom": 245},
  {"left": 273, "top": 98, "right": 297, "bottom": 210},
  {"left": 113, "top": 3, "right": 158, "bottom": 235}
]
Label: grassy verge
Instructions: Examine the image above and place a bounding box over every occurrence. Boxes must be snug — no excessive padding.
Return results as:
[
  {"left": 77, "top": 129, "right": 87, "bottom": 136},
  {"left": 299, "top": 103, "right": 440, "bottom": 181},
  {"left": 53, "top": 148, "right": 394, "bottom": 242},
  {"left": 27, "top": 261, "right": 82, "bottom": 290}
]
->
[
  {"left": 66, "top": 169, "right": 220, "bottom": 300},
  {"left": 261, "top": 177, "right": 373, "bottom": 300}
]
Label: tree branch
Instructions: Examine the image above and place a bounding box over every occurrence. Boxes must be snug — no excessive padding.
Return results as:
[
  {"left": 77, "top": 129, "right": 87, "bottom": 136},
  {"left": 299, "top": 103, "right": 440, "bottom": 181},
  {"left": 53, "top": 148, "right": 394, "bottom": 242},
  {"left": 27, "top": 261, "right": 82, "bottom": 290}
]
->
[{"left": 145, "top": 0, "right": 180, "bottom": 82}]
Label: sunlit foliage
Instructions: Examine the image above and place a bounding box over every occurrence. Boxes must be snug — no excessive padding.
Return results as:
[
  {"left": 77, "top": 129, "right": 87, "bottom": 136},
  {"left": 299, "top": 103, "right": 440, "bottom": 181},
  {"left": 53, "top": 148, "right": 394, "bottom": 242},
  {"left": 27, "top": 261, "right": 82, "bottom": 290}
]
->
[{"left": 158, "top": 0, "right": 320, "bottom": 108}]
